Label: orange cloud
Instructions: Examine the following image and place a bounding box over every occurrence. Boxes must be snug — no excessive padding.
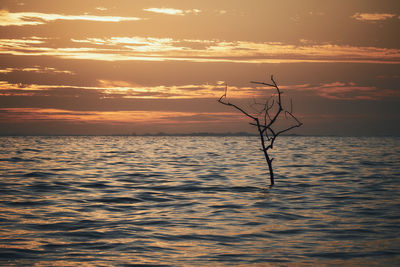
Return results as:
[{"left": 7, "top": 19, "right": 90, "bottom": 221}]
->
[
  {"left": 0, "top": 80, "right": 251, "bottom": 99},
  {"left": 285, "top": 82, "right": 400, "bottom": 100},
  {"left": 1, "top": 78, "right": 398, "bottom": 101},
  {"left": 2, "top": 36, "right": 400, "bottom": 64},
  {"left": 0, "top": 9, "right": 141, "bottom": 26},
  {"left": 0, "top": 108, "right": 241, "bottom": 126},
  {"left": 143, "top": 8, "right": 201, "bottom": 16},
  {"left": 98, "top": 79, "right": 227, "bottom": 99},
  {"left": 0, "top": 66, "right": 74, "bottom": 74},
  {"left": 351, "top": 12, "right": 397, "bottom": 22}
]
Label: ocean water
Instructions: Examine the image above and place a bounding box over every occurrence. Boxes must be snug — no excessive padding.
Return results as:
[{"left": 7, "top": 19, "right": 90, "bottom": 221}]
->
[{"left": 0, "top": 136, "right": 399, "bottom": 266}]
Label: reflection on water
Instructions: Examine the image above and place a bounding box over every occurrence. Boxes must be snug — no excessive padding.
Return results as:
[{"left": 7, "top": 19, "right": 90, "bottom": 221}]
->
[{"left": 0, "top": 136, "right": 399, "bottom": 266}]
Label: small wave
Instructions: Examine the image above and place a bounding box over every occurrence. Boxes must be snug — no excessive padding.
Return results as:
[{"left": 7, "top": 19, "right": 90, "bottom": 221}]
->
[
  {"left": 268, "top": 229, "right": 305, "bottom": 235},
  {"left": 66, "top": 230, "right": 107, "bottom": 239},
  {"left": 27, "top": 182, "right": 69, "bottom": 192},
  {"left": 155, "top": 233, "right": 241, "bottom": 243},
  {"left": 5, "top": 200, "right": 52, "bottom": 207},
  {"left": 91, "top": 197, "right": 142, "bottom": 204},
  {"left": 286, "top": 164, "right": 316, "bottom": 168},
  {"left": 323, "top": 228, "right": 378, "bottom": 238},
  {"left": 132, "top": 220, "right": 173, "bottom": 226},
  {"left": 320, "top": 170, "right": 351, "bottom": 176},
  {"left": 210, "top": 253, "right": 251, "bottom": 262},
  {"left": 106, "top": 150, "right": 137, "bottom": 154},
  {"left": 49, "top": 168, "right": 70, "bottom": 171},
  {"left": 23, "top": 171, "right": 55, "bottom": 177},
  {"left": 42, "top": 241, "right": 120, "bottom": 250},
  {"left": 124, "top": 172, "right": 165, "bottom": 178},
  {"left": 268, "top": 212, "right": 307, "bottom": 221},
  {"left": 26, "top": 219, "right": 102, "bottom": 232},
  {"left": 137, "top": 192, "right": 173, "bottom": 202},
  {"left": 360, "top": 160, "right": 392, "bottom": 167},
  {"left": 306, "top": 251, "right": 370, "bottom": 259},
  {"left": 0, "top": 157, "right": 35, "bottom": 162},
  {"left": 81, "top": 182, "right": 109, "bottom": 188},
  {"left": 22, "top": 148, "right": 41, "bottom": 152},
  {"left": 197, "top": 173, "right": 228, "bottom": 181},
  {"left": 0, "top": 248, "right": 43, "bottom": 260},
  {"left": 231, "top": 186, "right": 259, "bottom": 192},
  {"left": 210, "top": 204, "right": 243, "bottom": 209}
]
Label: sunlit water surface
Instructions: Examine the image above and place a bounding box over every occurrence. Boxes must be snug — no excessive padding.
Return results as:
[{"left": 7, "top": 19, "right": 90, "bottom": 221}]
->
[{"left": 0, "top": 136, "right": 399, "bottom": 266}]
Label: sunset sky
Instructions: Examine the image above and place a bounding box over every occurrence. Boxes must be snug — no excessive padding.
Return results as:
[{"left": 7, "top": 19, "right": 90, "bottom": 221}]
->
[{"left": 0, "top": 0, "right": 399, "bottom": 135}]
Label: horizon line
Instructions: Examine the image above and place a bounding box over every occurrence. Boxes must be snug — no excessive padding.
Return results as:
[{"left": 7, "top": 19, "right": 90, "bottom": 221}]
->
[{"left": 0, "top": 133, "right": 398, "bottom": 137}]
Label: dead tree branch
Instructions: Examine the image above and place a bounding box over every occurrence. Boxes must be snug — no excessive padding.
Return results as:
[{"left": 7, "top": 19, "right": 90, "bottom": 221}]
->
[{"left": 218, "top": 75, "right": 302, "bottom": 186}]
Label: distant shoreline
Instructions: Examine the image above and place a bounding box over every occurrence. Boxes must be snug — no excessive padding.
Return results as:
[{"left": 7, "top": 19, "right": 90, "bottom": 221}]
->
[{"left": 1, "top": 133, "right": 398, "bottom": 137}]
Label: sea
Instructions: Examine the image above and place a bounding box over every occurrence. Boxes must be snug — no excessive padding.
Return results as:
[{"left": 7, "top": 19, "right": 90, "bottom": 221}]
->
[{"left": 0, "top": 136, "right": 399, "bottom": 266}]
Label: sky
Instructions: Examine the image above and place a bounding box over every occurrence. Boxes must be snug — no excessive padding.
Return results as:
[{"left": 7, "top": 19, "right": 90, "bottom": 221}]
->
[{"left": 0, "top": 0, "right": 399, "bottom": 135}]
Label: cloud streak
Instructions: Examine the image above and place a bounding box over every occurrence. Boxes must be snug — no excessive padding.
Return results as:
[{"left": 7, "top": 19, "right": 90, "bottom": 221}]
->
[
  {"left": 143, "top": 8, "right": 201, "bottom": 16},
  {"left": 1, "top": 37, "right": 400, "bottom": 64},
  {"left": 2, "top": 77, "right": 398, "bottom": 101},
  {"left": 0, "top": 66, "right": 74, "bottom": 74},
  {"left": 0, "top": 80, "right": 244, "bottom": 99},
  {"left": 0, "top": 10, "right": 142, "bottom": 26},
  {"left": 281, "top": 82, "right": 400, "bottom": 100},
  {"left": 351, "top": 12, "right": 397, "bottom": 22},
  {"left": 0, "top": 108, "right": 240, "bottom": 126}
]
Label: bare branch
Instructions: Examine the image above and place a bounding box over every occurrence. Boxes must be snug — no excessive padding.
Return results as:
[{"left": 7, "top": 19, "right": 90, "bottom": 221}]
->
[
  {"left": 250, "top": 81, "right": 275, "bottom": 87},
  {"left": 217, "top": 75, "right": 302, "bottom": 186},
  {"left": 290, "top": 98, "right": 293, "bottom": 114},
  {"left": 218, "top": 85, "right": 257, "bottom": 121}
]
